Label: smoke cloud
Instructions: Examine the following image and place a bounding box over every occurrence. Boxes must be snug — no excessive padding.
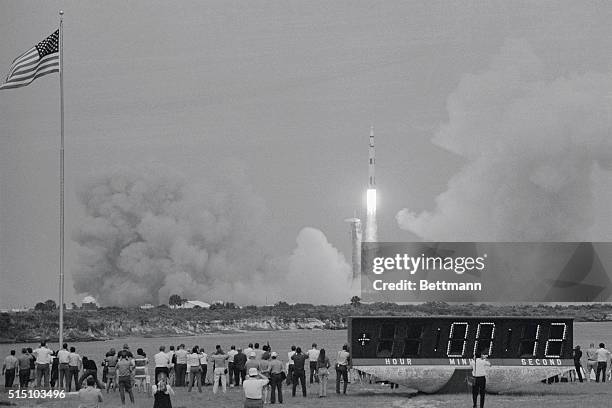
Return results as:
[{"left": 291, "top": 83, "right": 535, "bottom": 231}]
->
[
  {"left": 397, "top": 39, "right": 612, "bottom": 241},
  {"left": 72, "top": 166, "right": 354, "bottom": 306}
]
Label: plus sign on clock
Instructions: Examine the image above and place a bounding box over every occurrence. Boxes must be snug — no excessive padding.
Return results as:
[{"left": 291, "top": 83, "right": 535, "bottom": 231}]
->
[{"left": 358, "top": 333, "right": 371, "bottom": 346}]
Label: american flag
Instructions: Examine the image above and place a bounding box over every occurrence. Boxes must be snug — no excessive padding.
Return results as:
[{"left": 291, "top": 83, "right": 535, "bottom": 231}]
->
[{"left": 0, "top": 29, "right": 59, "bottom": 90}]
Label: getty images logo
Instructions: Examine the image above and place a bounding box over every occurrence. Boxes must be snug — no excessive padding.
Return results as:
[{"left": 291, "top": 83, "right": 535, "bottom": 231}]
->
[{"left": 371, "top": 253, "right": 487, "bottom": 275}]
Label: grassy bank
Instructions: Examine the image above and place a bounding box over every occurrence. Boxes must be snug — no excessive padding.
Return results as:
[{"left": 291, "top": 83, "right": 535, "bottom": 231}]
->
[{"left": 1, "top": 302, "right": 611, "bottom": 343}]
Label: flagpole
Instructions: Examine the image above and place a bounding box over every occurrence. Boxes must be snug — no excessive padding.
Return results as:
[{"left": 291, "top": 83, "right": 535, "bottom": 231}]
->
[{"left": 58, "top": 10, "right": 65, "bottom": 348}]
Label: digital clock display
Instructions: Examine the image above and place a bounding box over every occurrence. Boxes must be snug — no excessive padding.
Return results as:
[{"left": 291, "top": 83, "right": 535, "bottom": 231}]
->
[{"left": 349, "top": 316, "right": 573, "bottom": 360}]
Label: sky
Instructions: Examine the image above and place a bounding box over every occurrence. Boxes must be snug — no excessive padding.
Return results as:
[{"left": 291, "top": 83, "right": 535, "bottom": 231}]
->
[{"left": 2, "top": 1, "right": 612, "bottom": 308}]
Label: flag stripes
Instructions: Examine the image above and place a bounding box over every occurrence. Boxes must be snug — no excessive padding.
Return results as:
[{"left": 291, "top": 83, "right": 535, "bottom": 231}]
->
[{"left": 0, "top": 29, "right": 59, "bottom": 90}]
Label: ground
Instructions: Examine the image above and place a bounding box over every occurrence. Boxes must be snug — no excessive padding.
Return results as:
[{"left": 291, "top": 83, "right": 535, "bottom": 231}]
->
[{"left": 2, "top": 380, "right": 612, "bottom": 408}]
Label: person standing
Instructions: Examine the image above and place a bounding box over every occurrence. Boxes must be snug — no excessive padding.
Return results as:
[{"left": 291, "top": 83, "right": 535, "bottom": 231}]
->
[
  {"left": 243, "top": 368, "right": 269, "bottom": 408},
  {"left": 78, "top": 376, "right": 103, "bottom": 408},
  {"left": 167, "top": 346, "right": 176, "bottom": 387},
  {"left": 33, "top": 341, "right": 54, "bottom": 388},
  {"left": 268, "top": 352, "right": 284, "bottom": 404},
  {"left": 227, "top": 345, "right": 238, "bottom": 387},
  {"left": 573, "top": 345, "right": 583, "bottom": 382},
  {"left": 291, "top": 347, "right": 307, "bottom": 397},
  {"left": 17, "top": 348, "right": 31, "bottom": 389},
  {"left": 586, "top": 343, "right": 597, "bottom": 381},
  {"left": 595, "top": 343, "right": 611, "bottom": 383},
  {"left": 154, "top": 346, "right": 171, "bottom": 383},
  {"left": 211, "top": 345, "right": 229, "bottom": 395},
  {"left": 253, "top": 343, "right": 263, "bottom": 360},
  {"left": 2, "top": 350, "right": 18, "bottom": 388},
  {"left": 133, "top": 348, "right": 148, "bottom": 393},
  {"left": 307, "top": 343, "right": 320, "bottom": 384},
  {"left": 104, "top": 349, "right": 118, "bottom": 393},
  {"left": 286, "top": 346, "right": 296, "bottom": 386},
  {"left": 245, "top": 352, "right": 259, "bottom": 375},
  {"left": 335, "top": 344, "right": 350, "bottom": 395},
  {"left": 186, "top": 346, "right": 202, "bottom": 393},
  {"left": 316, "top": 349, "right": 330, "bottom": 397},
  {"left": 152, "top": 373, "right": 175, "bottom": 408},
  {"left": 243, "top": 343, "right": 254, "bottom": 359},
  {"left": 50, "top": 350, "right": 59, "bottom": 388},
  {"left": 259, "top": 350, "right": 271, "bottom": 404},
  {"left": 68, "top": 347, "right": 82, "bottom": 391},
  {"left": 198, "top": 347, "right": 208, "bottom": 386},
  {"left": 116, "top": 352, "right": 135, "bottom": 405},
  {"left": 57, "top": 343, "right": 71, "bottom": 390},
  {"left": 27, "top": 348, "right": 36, "bottom": 386},
  {"left": 470, "top": 351, "right": 491, "bottom": 408},
  {"left": 174, "top": 344, "right": 188, "bottom": 387},
  {"left": 234, "top": 348, "right": 247, "bottom": 387}
]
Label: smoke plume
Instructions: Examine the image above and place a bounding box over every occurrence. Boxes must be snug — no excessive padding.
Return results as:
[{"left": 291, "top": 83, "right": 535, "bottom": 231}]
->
[
  {"left": 397, "top": 39, "right": 612, "bottom": 241},
  {"left": 72, "top": 166, "right": 353, "bottom": 306}
]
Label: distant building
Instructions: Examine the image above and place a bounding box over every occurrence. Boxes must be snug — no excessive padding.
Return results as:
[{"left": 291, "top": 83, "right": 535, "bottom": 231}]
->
[
  {"left": 81, "top": 296, "right": 98, "bottom": 311},
  {"left": 180, "top": 300, "right": 211, "bottom": 309},
  {"left": 140, "top": 303, "right": 155, "bottom": 309}
]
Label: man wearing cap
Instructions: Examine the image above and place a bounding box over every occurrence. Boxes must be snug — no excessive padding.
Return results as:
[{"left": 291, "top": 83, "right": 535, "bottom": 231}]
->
[
  {"left": 245, "top": 352, "right": 259, "bottom": 374},
  {"left": 269, "top": 352, "right": 285, "bottom": 404},
  {"left": 243, "top": 367, "right": 269, "bottom": 408},
  {"left": 119, "top": 344, "right": 133, "bottom": 359}
]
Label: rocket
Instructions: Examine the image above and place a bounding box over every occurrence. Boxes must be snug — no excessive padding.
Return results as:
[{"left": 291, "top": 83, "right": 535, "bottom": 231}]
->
[
  {"left": 368, "top": 125, "right": 375, "bottom": 188},
  {"left": 365, "top": 125, "right": 377, "bottom": 242}
]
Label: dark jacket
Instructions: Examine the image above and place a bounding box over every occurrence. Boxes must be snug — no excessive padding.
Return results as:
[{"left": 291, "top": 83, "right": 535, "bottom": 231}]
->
[
  {"left": 234, "top": 352, "right": 247, "bottom": 370},
  {"left": 291, "top": 353, "right": 308, "bottom": 371}
]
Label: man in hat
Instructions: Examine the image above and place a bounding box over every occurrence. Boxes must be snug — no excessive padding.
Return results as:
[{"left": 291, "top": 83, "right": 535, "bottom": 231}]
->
[
  {"left": 118, "top": 344, "right": 133, "bottom": 359},
  {"left": 245, "top": 352, "right": 259, "bottom": 374},
  {"left": 242, "top": 367, "right": 269, "bottom": 408},
  {"left": 269, "top": 352, "right": 285, "bottom": 404}
]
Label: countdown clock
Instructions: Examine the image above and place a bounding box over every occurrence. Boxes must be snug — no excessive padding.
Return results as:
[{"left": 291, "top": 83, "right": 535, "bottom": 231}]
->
[{"left": 348, "top": 316, "right": 573, "bottom": 393}]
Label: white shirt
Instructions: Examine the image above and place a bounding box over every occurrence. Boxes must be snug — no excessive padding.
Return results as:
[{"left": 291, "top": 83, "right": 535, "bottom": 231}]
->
[
  {"left": 68, "top": 352, "right": 81, "bottom": 367},
  {"left": 57, "top": 349, "right": 70, "bottom": 364},
  {"left": 228, "top": 349, "right": 238, "bottom": 363},
  {"left": 186, "top": 353, "right": 200, "bottom": 367},
  {"left": 175, "top": 349, "right": 188, "bottom": 364},
  {"left": 336, "top": 350, "right": 349, "bottom": 366},
  {"left": 33, "top": 346, "right": 54, "bottom": 364},
  {"left": 287, "top": 351, "right": 296, "bottom": 365},
  {"left": 307, "top": 348, "right": 320, "bottom": 361},
  {"left": 471, "top": 357, "right": 491, "bottom": 377},
  {"left": 243, "top": 347, "right": 253, "bottom": 357},
  {"left": 154, "top": 351, "right": 170, "bottom": 368},
  {"left": 596, "top": 348, "right": 611, "bottom": 362},
  {"left": 199, "top": 352, "right": 208, "bottom": 365},
  {"left": 243, "top": 377, "right": 269, "bottom": 399}
]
